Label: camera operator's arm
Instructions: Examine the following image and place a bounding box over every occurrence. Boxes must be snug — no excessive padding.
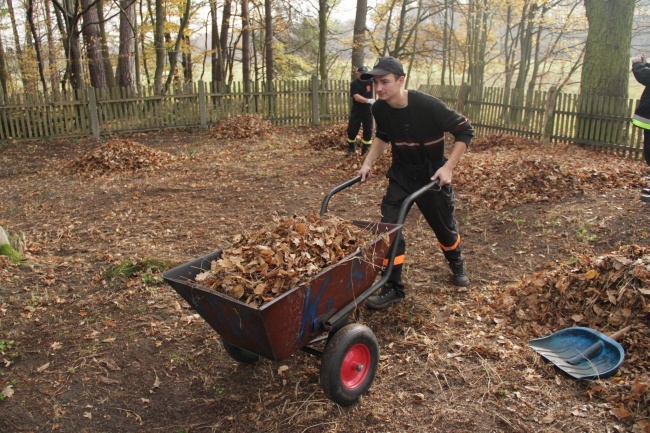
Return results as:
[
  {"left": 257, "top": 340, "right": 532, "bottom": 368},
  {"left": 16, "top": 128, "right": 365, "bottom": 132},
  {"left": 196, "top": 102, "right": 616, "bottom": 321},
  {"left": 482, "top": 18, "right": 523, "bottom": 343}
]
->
[{"left": 632, "top": 54, "right": 650, "bottom": 86}]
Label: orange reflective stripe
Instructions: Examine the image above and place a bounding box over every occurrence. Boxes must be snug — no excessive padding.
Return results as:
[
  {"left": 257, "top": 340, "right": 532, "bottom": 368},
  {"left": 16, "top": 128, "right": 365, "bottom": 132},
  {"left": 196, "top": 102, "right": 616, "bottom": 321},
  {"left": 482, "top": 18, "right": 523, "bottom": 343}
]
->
[
  {"left": 383, "top": 254, "right": 405, "bottom": 266},
  {"left": 439, "top": 235, "right": 461, "bottom": 252}
]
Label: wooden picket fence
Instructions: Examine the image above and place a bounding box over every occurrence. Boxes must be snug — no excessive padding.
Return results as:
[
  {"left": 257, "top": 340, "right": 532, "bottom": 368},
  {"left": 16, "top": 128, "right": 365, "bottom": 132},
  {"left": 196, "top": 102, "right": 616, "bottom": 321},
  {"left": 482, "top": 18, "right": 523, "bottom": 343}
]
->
[
  {"left": 0, "top": 77, "right": 350, "bottom": 140},
  {"left": 420, "top": 84, "right": 645, "bottom": 159},
  {"left": 0, "top": 79, "right": 645, "bottom": 160}
]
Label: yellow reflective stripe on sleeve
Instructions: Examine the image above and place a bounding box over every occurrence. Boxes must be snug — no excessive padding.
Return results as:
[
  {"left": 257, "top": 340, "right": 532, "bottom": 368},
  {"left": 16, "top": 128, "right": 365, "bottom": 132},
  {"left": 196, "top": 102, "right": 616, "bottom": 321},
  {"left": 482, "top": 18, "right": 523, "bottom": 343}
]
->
[{"left": 632, "top": 117, "right": 650, "bottom": 130}]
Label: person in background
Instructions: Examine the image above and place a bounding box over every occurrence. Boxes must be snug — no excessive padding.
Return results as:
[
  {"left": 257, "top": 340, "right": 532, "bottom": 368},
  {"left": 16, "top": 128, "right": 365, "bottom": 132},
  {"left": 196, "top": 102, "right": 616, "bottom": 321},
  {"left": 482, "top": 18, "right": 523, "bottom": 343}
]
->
[
  {"left": 346, "top": 66, "right": 375, "bottom": 156},
  {"left": 357, "top": 56, "right": 474, "bottom": 310},
  {"left": 631, "top": 54, "right": 650, "bottom": 203}
]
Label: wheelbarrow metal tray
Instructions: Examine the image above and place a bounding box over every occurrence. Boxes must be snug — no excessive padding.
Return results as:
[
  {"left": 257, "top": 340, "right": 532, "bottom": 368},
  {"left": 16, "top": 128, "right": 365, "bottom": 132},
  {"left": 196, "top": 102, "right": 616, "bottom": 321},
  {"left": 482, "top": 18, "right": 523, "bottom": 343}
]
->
[
  {"left": 529, "top": 326, "right": 625, "bottom": 380},
  {"left": 163, "top": 221, "right": 401, "bottom": 362}
]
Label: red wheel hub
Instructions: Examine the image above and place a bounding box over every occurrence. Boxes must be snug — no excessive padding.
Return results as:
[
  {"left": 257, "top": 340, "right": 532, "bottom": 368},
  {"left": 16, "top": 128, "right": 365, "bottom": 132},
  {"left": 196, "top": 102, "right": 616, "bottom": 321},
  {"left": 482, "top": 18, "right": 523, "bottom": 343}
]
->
[{"left": 340, "top": 343, "right": 371, "bottom": 389}]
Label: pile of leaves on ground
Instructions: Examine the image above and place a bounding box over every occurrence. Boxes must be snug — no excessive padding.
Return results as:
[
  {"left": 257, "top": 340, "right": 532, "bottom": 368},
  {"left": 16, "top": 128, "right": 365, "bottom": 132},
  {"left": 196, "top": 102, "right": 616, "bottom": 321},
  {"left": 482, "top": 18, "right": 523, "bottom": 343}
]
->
[
  {"left": 455, "top": 134, "right": 646, "bottom": 209},
  {"left": 488, "top": 244, "right": 649, "bottom": 419},
  {"left": 210, "top": 114, "right": 275, "bottom": 140},
  {"left": 66, "top": 139, "right": 179, "bottom": 176},
  {"left": 331, "top": 150, "right": 392, "bottom": 175},
  {"left": 469, "top": 133, "right": 533, "bottom": 151},
  {"left": 308, "top": 123, "right": 348, "bottom": 151},
  {"left": 490, "top": 244, "right": 649, "bottom": 336},
  {"left": 195, "top": 213, "right": 380, "bottom": 306}
]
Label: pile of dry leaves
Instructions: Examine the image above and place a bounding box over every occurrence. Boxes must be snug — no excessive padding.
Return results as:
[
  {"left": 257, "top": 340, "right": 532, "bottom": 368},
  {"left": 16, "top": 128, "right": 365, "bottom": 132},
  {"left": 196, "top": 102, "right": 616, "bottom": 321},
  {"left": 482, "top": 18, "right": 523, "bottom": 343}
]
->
[
  {"left": 210, "top": 114, "right": 275, "bottom": 140},
  {"left": 455, "top": 135, "right": 646, "bottom": 209},
  {"left": 66, "top": 139, "right": 178, "bottom": 176},
  {"left": 195, "top": 213, "right": 379, "bottom": 306},
  {"left": 489, "top": 244, "right": 649, "bottom": 418},
  {"left": 491, "top": 244, "right": 649, "bottom": 336},
  {"left": 309, "top": 123, "right": 348, "bottom": 151}
]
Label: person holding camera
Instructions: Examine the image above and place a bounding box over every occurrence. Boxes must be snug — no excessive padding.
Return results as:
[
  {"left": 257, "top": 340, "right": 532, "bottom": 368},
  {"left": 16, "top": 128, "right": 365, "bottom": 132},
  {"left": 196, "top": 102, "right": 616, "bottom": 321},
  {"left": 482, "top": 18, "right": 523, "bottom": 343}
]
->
[{"left": 631, "top": 54, "right": 650, "bottom": 202}]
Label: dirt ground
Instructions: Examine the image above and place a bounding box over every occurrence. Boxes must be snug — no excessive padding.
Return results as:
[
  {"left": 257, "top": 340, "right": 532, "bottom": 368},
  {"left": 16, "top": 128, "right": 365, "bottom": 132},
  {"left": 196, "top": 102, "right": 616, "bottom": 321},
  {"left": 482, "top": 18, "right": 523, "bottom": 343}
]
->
[{"left": 0, "top": 126, "right": 649, "bottom": 433}]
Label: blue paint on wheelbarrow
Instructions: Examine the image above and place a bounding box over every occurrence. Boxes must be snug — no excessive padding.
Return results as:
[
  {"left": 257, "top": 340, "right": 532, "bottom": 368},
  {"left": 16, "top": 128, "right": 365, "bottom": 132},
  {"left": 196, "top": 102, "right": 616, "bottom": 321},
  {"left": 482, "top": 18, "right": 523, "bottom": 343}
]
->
[{"left": 529, "top": 327, "right": 625, "bottom": 380}]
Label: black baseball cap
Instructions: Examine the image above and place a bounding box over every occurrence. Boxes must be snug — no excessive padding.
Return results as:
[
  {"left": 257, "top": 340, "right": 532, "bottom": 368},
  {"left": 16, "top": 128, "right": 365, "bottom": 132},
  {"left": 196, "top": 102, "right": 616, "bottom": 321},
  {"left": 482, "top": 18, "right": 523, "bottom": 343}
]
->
[
  {"left": 361, "top": 57, "right": 405, "bottom": 80},
  {"left": 357, "top": 66, "right": 369, "bottom": 72}
]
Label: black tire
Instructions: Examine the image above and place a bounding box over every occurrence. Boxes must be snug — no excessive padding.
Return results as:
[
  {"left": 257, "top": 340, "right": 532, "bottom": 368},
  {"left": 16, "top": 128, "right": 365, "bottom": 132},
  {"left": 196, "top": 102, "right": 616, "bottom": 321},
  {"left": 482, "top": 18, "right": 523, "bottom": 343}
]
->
[
  {"left": 320, "top": 324, "right": 379, "bottom": 406},
  {"left": 221, "top": 338, "right": 259, "bottom": 364},
  {"left": 326, "top": 314, "right": 350, "bottom": 344}
]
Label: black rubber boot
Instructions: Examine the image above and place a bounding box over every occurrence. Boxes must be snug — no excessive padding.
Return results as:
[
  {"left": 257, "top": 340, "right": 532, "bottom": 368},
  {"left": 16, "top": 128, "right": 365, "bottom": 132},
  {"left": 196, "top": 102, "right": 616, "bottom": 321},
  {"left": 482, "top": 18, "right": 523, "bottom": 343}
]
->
[
  {"left": 345, "top": 141, "right": 356, "bottom": 156},
  {"left": 361, "top": 144, "right": 370, "bottom": 155},
  {"left": 449, "top": 259, "right": 470, "bottom": 287},
  {"left": 365, "top": 281, "right": 405, "bottom": 310}
]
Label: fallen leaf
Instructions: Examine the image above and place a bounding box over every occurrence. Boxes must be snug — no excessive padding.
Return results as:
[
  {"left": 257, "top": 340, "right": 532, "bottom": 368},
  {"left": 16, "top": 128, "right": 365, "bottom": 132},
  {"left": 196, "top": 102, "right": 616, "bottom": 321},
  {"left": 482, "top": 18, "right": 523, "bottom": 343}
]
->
[
  {"left": 98, "top": 376, "right": 120, "bottom": 385},
  {"left": 51, "top": 342, "right": 62, "bottom": 350},
  {"left": 2, "top": 385, "right": 14, "bottom": 398},
  {"left": 541, "top": 414, "right": 555, "bottom": 424},
  {"left": 610, "top": 407, "right": 633, "bottom": 420}
]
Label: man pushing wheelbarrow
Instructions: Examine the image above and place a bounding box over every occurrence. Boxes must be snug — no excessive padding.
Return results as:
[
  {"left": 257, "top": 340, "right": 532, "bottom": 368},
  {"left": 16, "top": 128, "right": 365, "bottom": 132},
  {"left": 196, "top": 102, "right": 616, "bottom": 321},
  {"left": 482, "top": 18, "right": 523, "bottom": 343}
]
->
[{"left": 356, "top": 57, "right": 475, "bottom": 310}]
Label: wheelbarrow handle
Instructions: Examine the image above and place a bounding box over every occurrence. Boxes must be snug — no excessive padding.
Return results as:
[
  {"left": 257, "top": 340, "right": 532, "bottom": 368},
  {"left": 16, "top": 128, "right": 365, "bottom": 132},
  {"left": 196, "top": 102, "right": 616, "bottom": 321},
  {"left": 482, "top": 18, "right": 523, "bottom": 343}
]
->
[
  {"left": 324, "top": 179, "right": 441, "bottom": 329},
  {"left": 319, "top": 176, "right": 362, "bottom": 216}
]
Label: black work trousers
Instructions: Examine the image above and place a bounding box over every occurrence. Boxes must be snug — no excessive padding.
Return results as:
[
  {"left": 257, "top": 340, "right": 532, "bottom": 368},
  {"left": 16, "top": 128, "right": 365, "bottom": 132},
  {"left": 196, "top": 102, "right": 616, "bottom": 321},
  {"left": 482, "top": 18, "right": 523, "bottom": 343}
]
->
[
  {"left": 347, "top": 108, "right": 373, "bottom": 142},
  {"left": 380, "top": 163, "right": 462, "bottom": 284}
]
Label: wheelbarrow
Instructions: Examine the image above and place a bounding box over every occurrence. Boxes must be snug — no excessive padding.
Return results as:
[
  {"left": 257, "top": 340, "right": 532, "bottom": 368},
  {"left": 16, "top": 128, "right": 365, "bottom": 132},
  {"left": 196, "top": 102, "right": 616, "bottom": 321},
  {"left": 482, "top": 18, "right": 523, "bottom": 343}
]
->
[{"left": 162, "top": 176, "right": 439, "bottom": 406}]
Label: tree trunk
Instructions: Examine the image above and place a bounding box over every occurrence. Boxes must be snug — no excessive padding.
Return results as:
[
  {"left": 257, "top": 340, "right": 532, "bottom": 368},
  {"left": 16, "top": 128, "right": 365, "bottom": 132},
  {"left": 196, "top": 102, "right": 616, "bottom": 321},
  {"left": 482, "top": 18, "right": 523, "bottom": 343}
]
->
[
  {"left": 6, "top": 0, "right": 31, "bottom": 91},
  {"left": 210, "top": 0, "right": 224, "bottom": 86},
  {"left": 351, "top": 0, "right": 368, "bottom": 79},
  {"left": 81, "top": 0, "right": 108, "bottom": 89},
  {"left": 117, "top": 0, "right": 136, "bottom": 89},
  {"left": 26, "top": 0, "right": 48, "bottom": 94},
  {"left": 44, "top": 3, "right": 61, "bottom": 99},
  {"left": 163, "top": 0, "right": 192, "bottom": 94},
  {"left": 466, "top": 0, "right": 490, "bottom": 96},
  {"left": 501, "top": 4, "right": 516, "bottom": 121},
  {"left": 390, "top": 0, "right": 409, "bottom": 57},
  {"left": 318, "top": 0, "right": 328, "bottom": 80},
  {"left": 97, "top": 0, "right": 116, "bottom": 88},
  {"left": 68, "top": 29, "right": 84, "bottom": 90},
  {"left": 405, "top": 0, "right": 422, "bottom": 88},
  {"left": 264, "top": 0, "right": 273, "bottom": 84},
  {"left": 242, "top": 0, "right": 251, "bottom": 92},
  {"left": 441, "top": 0, "right": 449, "bottom": 85},
  {"left": 220, "top": 0, "right": 232, "bottom": 85},
  {"left": 154, "top": 0, "right": 166, "bottom": 93},
  {"left": 181, "top": 33, "right": 192, "bottom": 83},
  {"left": 139, "top": 0, "right": 151, "bottom": 88},
  {"left": 514, "top": 2, "right": 536, "bottom": 92},
  {"left": 0, "top": 34, "right": 8, "bottom": 95},
  {"left": 580, "top": 0, "right": 635, "bottom": 98},
  {"left": 381, "top": 0, "right": 397, "bottom": 56},
  {"left": 577, "top": 0, "right": 635, "bottom": 146}
]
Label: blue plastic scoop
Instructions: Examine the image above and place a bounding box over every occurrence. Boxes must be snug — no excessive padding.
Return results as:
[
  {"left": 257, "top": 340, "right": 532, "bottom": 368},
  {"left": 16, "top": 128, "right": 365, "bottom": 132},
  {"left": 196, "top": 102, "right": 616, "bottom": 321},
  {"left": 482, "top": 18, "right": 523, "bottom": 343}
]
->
[{"left": 528, "top": 326, "right": 628, "bottom": 380}]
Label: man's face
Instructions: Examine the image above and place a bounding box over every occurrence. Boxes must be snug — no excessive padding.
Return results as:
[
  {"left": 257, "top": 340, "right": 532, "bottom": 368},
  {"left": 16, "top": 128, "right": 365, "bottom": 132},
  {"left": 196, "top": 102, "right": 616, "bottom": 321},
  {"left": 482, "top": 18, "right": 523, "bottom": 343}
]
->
[{"left": 372, "top": 74, "right": 404, "bottom": 101}]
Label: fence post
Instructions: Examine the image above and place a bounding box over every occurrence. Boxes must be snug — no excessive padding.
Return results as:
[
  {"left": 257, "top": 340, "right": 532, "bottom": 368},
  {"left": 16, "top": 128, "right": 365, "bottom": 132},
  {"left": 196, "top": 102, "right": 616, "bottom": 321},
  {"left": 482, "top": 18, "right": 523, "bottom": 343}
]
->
[
  {"left": 88, "top": 86, "right": 100, "bottom": 138},
  {"left": 542, "top": 86, "right": 557, "bottom": 144},
  {"left": 311, "top": 75, "right": 320, "bottom": 125},
  {"left": 457, "top": 82, "right": 470, "bottom": 114},
  {"left": 198, "top": 80, "right": 207, "bottom": 128}
]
